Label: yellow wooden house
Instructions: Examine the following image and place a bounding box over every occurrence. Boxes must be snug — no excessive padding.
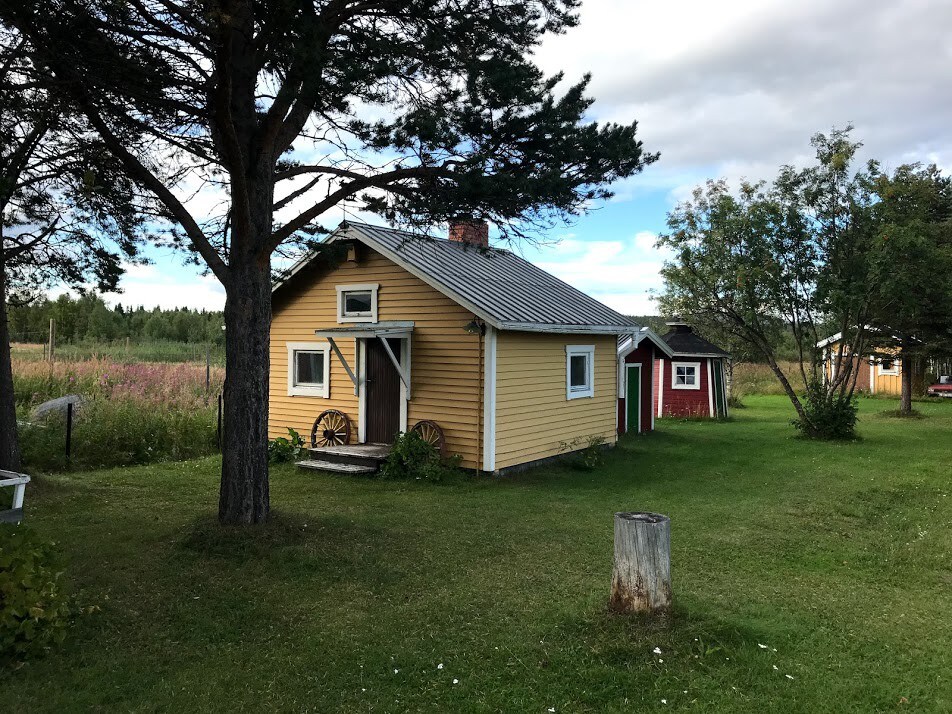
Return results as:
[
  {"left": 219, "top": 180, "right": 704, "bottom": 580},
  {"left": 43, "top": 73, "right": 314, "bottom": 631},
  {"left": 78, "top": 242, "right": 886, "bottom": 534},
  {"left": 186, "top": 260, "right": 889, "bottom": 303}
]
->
[
  {"left": 270, "top": 220, "right": 639, "bottom": 474},
  {"left": 817, "top": 331, "right": 902, "bottom": 395}
]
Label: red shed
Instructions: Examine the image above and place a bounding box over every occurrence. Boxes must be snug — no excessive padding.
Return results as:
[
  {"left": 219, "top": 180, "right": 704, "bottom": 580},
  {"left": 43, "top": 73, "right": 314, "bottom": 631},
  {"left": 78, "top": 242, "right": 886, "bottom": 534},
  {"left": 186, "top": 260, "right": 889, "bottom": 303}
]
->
[
  {"left": 617, "top": 328, "right": 674, "bottom": 434},
  {"left": 653, "top": 321, "right": 730, "bottom": 419}
]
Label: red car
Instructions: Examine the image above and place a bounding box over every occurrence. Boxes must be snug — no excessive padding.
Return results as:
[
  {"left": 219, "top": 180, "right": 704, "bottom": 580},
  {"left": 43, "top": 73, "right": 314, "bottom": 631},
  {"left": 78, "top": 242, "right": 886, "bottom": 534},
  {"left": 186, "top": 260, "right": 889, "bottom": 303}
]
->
[{"left": 927, "top": 376, "right": 952, "bottom": 398}]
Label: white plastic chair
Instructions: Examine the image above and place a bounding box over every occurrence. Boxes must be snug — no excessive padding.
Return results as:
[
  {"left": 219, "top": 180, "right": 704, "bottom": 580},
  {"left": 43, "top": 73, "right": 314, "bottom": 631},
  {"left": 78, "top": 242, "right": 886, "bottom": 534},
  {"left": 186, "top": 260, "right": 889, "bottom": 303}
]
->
[{"left": 0, "top": 470, "right": 30, "bottom": 524}]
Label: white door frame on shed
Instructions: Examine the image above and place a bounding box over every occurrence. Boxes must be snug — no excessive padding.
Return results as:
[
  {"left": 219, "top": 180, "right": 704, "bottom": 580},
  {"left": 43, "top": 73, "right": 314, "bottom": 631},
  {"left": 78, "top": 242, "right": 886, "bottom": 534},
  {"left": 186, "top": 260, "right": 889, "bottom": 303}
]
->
[{"left": 625, "top": 363, "right": 642, "bottom": 433}]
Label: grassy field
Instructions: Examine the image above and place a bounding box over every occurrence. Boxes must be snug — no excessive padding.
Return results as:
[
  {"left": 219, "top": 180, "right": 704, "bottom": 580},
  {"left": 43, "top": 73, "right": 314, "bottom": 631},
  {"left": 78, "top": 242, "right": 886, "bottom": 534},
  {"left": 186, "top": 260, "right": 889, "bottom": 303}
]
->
[{"left": 4, "top": 396, "right": 951, "bottom": 712}]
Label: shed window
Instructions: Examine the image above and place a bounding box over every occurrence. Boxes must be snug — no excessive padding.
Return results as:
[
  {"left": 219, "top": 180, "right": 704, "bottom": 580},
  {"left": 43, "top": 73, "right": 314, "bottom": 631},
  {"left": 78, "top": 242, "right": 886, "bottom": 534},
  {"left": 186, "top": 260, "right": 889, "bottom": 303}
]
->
[
  {"left": 672, "top": 361, "right": 701, "bottom": 390},
  {"left": 286, "top": 342, "right": 331, "bottom": 397},
  {"left": 878, "top": 357, "right": 898, "bottom": 376},
  {"left": 566, "top": 345, "right": 595, "bottom": 400},
  {"left": 336, "top": 283, "right": 379, "bottom": 323}
]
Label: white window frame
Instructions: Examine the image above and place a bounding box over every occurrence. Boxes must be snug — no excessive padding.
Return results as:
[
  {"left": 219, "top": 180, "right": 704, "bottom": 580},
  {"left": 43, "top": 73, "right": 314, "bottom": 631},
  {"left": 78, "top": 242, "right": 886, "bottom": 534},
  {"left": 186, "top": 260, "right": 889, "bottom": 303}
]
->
[
  {"left": 287, "top": 342, "right": 331, "bottom": 397},
  {"left": 878, "top": 357, "right": 899, "bottom": 376},
  {"left": 336, "top": 283, "right": 379, "bottom": 324},
  {"left": 566, "top": 345, "right": 595, "bottom": 400},
  {"left": 671, "top": 361, "right": 701, "bottom": 390}
]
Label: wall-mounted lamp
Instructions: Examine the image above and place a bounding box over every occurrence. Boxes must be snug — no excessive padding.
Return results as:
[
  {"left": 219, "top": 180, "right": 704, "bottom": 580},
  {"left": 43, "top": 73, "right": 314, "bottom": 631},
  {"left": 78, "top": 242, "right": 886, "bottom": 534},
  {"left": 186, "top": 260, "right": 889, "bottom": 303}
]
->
[{"left": 463, "top": 318, "right": 485, "bottom": 336}]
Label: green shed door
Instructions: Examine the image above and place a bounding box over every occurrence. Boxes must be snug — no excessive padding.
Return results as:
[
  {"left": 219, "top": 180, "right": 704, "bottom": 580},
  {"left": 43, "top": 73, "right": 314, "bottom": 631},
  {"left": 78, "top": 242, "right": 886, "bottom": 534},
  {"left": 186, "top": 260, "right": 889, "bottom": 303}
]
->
[
  {"left": 626, "top": 364, "right": 642, "bottom": 433},
  {"left": 712, "top": 359, "right": 727, "bottom": 417}
]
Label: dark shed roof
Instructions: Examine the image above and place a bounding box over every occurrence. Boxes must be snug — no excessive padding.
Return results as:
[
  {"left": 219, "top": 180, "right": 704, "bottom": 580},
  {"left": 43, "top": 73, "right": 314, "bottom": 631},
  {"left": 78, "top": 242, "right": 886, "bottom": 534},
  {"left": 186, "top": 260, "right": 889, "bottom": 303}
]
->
[
  {"left": 277, "top": 221, "right": 640, "bottom": 335},
  {"left": 660, "top": 323, "right": 730, "bottom": 357}
]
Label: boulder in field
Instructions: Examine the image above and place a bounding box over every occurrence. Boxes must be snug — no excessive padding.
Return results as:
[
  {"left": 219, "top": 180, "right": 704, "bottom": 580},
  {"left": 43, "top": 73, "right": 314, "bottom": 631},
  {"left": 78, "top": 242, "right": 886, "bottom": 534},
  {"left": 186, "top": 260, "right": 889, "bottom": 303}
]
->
[{"left": 31, "top": 394, "right": 84, "bottom": 421}]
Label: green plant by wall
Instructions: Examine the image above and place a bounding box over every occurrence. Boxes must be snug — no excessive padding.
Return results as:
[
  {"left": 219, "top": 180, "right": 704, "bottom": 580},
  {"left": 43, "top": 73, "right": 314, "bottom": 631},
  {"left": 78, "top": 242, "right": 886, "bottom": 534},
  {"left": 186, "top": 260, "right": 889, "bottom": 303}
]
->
[
  {"left": 379, "top": 431, "right": 460, "bottom": 481},
  {"left": 268, "top": 428, "right": 306, "bottom": 464},
  {"left": 559, "top": 435, "right": 607, "bottom": 470},
  {"left": 0, "top": 526, "right": 74, "bottom": 667}
]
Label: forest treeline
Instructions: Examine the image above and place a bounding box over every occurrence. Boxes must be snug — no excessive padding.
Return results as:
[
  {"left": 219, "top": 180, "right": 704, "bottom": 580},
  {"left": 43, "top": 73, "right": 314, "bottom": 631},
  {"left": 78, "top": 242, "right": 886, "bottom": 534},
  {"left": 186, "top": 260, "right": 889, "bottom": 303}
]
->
[{"left": 7, "top": 293, "right": 224, "bottom": 346}]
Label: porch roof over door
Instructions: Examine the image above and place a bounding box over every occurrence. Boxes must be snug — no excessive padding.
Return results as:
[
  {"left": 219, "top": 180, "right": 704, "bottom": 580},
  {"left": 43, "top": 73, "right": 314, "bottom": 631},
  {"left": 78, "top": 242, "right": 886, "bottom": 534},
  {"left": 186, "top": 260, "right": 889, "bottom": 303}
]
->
[{"left": 314, "top": 321, "right": 414, "bottom": 340}]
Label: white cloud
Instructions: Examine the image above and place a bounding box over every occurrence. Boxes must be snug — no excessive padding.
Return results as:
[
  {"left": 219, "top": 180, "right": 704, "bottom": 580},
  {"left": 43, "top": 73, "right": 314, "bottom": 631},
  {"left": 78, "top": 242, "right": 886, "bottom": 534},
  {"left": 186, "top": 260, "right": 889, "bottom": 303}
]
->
[
  {"left": 533, "top": 233, "right": 669, "bottom": 316},
  {"left": 102, "top": 267, "right": 225, "bottom": 311},
  {"left": 633, "top": 231, "right": 658, "bottom": 252},
  {"left": 537, "top": 0, "right": 952, "bottom": 196}
]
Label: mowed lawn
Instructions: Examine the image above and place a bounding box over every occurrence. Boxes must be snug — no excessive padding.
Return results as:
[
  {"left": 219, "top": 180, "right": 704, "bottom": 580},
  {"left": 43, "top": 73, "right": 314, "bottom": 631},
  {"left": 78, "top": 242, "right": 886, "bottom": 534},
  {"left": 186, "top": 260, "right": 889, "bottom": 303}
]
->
[{"left": 5, "top": 396, "right": 952, "bottom": 712}]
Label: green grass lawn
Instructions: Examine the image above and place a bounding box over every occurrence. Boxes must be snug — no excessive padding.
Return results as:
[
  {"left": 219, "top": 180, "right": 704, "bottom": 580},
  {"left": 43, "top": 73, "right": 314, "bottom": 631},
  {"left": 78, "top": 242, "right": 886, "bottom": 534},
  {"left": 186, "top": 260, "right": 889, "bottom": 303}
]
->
[{"left": 4, "top": 396, "right": 952, "bottom": 712}]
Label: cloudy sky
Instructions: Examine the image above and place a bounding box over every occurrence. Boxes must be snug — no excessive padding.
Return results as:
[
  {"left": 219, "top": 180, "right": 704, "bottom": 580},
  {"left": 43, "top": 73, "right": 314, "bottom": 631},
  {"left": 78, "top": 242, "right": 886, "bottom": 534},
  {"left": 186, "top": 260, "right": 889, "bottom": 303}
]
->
[{"left": 101, "top": 0, "right": 952, "bottom": 316}]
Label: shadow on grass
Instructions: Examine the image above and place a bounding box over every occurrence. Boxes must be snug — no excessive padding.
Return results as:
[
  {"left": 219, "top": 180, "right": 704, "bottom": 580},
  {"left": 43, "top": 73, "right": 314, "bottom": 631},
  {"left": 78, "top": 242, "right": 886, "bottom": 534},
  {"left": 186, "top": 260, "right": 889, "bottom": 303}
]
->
[
  {"left": 178, "top": 510, "right": 313, "bottom": 560},
  {"left": 563, "top": 598, "right": 787, "bottom": 673},
  {"left": 876, "top": 409, "right": 925, "bottom": 419},
  {"left": 173, "top": 509, "right": 424, "bottom": 591}
]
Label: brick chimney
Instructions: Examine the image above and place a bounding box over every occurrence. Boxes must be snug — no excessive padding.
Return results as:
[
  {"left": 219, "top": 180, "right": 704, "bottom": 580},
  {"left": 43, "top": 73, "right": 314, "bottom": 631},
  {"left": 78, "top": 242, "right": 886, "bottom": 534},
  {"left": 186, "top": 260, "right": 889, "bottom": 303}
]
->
[
  {"left": 665, "top": 317, "right": 692, "bottom": 334},
  {"left": 448, "top": 218, "right": 489, "bottom": 248}
]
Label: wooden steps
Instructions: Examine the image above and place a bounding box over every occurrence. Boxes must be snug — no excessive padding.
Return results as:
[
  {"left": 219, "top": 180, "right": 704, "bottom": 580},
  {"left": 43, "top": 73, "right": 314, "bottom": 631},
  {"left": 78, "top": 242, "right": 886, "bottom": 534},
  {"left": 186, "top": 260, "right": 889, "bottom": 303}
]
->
[
  {"left": 295, "top": 443, "right": 391, "bottom": 475},
  {"left": 296, "top": 459, "right": 377, "bottom": 475}
]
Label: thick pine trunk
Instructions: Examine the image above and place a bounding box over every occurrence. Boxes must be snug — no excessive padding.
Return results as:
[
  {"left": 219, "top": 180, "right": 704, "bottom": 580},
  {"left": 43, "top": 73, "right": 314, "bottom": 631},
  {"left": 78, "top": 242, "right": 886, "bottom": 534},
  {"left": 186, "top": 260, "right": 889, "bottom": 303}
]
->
[
  {"left": 900, "top": 351, "right": 913, "bottom": 415},
  {"left": 218, "top": 258, "right": 272, "bottom": 524},
  {"left": 0, "top": 255, "right": 22, "bottom": 472},
  {"left": 609, "top": 512, "right": 672, "bottom": 614}
]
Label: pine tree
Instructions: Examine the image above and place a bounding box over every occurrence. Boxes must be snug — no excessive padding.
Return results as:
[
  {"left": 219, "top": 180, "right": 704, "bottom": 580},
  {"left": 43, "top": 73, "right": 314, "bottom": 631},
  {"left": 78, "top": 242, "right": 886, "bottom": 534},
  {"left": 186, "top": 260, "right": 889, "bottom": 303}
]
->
[{"left": 2, "top": 0, "right": 656, "bottom": 522}]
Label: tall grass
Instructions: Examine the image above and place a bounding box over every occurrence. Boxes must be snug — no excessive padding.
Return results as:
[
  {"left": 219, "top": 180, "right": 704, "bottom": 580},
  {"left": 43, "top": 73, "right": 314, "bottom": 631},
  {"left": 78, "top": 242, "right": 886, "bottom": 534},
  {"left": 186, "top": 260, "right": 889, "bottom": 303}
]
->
[
  {"left": 11, "top": 340, "right": 225, "bottom": 365},
  {"left": 13, "top": 357, "right": 224, "bottom": 472},
  {"left": 731, "top": 361, "right": 800, "bottom": 397}
]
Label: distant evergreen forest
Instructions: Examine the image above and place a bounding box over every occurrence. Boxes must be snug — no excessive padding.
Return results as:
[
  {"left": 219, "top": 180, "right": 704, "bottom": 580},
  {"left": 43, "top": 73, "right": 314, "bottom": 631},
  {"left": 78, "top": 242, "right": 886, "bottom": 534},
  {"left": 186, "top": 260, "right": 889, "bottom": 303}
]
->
[{"left": 7, "top": 293, "right": 225, "bottom": 346}]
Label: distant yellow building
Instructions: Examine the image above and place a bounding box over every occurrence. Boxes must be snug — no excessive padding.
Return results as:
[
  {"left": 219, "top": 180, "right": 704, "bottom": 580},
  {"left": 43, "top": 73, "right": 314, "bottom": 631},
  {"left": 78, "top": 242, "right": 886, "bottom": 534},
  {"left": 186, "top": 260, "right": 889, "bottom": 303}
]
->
[{"left": 817, "top": 332, "right": 902, "bottom": 395}]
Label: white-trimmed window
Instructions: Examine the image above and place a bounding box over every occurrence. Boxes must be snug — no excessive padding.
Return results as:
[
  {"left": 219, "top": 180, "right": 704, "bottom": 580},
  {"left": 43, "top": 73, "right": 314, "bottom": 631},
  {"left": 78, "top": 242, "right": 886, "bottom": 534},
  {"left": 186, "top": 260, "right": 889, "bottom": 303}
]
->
[
  {"left": 672, "top": 361, "right": 701, "bottom": 390},
  {"left": 287, "top": 342, "right": 331, "bottom": 397},
  {"left": 336, "top": 283, "right": 379, "bottom": 323},
  {"left": 878, "top": 357, "right": 899, "bottom": 376},
  {"left": 566, "top": 345, "right": 595, "bottom": 400}
]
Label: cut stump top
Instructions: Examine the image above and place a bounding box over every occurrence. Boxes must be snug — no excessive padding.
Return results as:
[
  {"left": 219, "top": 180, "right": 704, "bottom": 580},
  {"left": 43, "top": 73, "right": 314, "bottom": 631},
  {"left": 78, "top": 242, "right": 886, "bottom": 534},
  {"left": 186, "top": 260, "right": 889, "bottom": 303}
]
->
[{"left": 615, "top": 512, "right": 669, "bottom": 524}]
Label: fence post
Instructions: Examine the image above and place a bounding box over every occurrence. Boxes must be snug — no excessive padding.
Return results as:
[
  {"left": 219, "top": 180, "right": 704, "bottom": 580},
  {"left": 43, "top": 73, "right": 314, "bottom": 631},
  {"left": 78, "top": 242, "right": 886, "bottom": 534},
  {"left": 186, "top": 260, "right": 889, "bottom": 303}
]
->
[
  {"left": 206, "top": 347, "right": 211, "bottom": 396},
  {"left": 66, "top": 401, "right": 73, "bottom": 461}
]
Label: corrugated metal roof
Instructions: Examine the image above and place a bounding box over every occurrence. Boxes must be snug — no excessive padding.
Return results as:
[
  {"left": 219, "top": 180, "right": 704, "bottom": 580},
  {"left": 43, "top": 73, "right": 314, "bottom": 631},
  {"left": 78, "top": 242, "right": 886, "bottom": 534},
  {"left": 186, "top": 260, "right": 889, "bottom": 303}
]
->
[{"left": 321, "top": 221, "right": 640, "bottom": 335}]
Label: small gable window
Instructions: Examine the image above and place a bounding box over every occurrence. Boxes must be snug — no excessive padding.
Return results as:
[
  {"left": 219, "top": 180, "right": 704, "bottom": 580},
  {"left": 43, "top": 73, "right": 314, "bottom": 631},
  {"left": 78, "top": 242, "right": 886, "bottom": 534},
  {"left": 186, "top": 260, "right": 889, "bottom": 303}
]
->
[
  {"left": 336, "top": 283, "right": 379, "bottom": 323},
  {"left": 672, "top": 361, "right": 701, "bottom": 390},
  {"left": 287, "top": 342, "right": 330, "bottom": 397},
  {"left": 566, "top": 345, "right": 595, "bottom": 400}
]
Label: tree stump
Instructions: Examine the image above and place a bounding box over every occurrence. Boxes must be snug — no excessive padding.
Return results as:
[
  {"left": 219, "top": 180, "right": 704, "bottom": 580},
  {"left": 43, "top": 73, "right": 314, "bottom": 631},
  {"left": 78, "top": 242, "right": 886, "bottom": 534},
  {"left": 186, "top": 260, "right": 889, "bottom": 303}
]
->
[{"left": 609, "top": 512, "right": 671, "bottom": 614}]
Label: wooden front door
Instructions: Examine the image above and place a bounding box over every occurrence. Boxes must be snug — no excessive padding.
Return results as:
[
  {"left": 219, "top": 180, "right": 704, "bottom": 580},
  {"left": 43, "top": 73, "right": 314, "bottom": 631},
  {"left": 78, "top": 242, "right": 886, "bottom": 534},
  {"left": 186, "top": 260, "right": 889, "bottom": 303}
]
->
[
  {"left": 626, "top": 364, "right": 641, "bottom": 433},
  {"left": 366, "top": 338, "right": 401, "bottom": 443}
]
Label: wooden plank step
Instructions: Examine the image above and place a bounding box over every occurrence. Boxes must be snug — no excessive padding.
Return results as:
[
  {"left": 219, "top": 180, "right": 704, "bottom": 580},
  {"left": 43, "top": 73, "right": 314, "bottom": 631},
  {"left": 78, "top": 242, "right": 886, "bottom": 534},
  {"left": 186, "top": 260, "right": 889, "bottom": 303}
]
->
[
  {"left": 295, "top": 459, "right": 378, "bottom": 475},
  {"left": 307, "top": 444, "right": 390, "bottom": 467}
]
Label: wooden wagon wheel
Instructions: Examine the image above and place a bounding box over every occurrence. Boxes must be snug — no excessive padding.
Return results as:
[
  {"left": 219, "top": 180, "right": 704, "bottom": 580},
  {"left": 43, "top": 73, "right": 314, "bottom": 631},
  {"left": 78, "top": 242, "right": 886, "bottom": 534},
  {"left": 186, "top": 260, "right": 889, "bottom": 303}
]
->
[
  {"left": 311, "top": 409, "right": 351, "bottom": 447},
  {"left": 410, "top": 419, "right": 445, "bottom": 455}
]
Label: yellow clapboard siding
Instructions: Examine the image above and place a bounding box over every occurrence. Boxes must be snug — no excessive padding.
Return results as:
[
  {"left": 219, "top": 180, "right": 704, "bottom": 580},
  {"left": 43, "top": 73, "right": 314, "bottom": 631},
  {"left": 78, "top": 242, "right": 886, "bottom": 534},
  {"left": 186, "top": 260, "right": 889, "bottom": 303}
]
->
[
  {"left": 823, "top": 338, "right": 904, "bottom": 396},
  {"left": 270, "top": 247, "right": 483, "bottom": 468},
  {"left": 493, "top": 332, "right": 617, "bottom": 470},
  {"left": 875, "top": 373, "right": 902, "bottom": 394}
]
